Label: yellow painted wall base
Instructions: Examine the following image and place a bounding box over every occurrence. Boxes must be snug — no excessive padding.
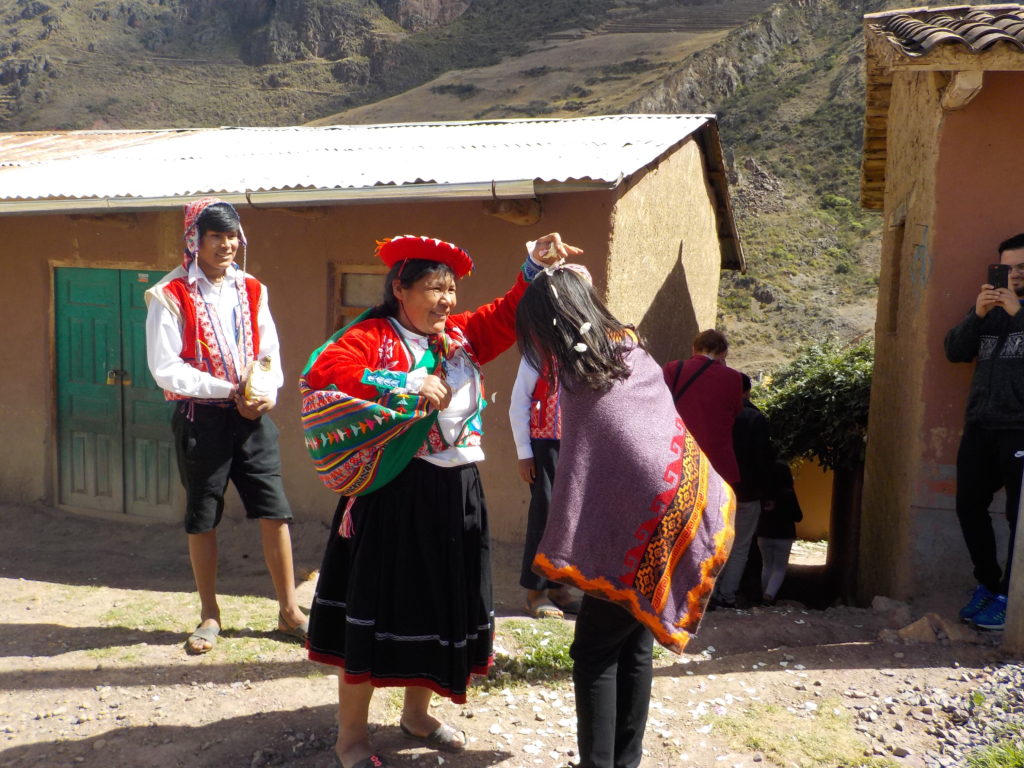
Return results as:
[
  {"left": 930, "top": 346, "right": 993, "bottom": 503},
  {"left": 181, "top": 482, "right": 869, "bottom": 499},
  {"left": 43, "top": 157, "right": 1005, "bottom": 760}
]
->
[{"left": 791, "top": 461, "right": 832, "bottom": 541}]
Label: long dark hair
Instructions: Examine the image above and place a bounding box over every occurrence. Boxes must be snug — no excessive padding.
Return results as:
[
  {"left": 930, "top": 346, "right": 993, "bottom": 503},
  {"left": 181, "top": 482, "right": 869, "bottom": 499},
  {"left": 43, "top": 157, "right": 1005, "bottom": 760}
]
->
[
  {"left": 364, "top": 258, "right": 456, "bottom": 320},
  {"left": 515, "top": 267, "right": 641, "bottom": 392}
]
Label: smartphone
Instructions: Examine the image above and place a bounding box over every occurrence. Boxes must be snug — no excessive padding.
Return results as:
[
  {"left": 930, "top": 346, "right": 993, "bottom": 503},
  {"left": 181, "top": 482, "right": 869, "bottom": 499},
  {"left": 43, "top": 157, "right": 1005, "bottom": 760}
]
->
[{"left": 988, "top": 263, "right": 1010, "bottom": 290}]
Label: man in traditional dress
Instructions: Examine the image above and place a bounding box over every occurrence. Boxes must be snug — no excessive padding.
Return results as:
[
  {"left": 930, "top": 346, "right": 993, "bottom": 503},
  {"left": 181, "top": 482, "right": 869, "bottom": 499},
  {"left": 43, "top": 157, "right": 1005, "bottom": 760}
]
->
[{"left": 145, "top": 197, "right": 307, "bottom": 654}]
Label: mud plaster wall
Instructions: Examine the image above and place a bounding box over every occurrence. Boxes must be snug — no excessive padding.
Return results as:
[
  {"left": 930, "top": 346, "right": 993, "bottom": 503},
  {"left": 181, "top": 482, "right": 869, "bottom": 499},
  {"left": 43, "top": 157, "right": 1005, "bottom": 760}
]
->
[
  {"left": 860, "top": 70, "right": 1024, "bottom": 600},
  {"left": 605, "top": 137, "right": 722, "bottom": 366},
  {"left": 858, "top": 69, "right": 942, "bottom": 600},
  {"left": 915, "top": 70, "right": 1024, "bottom": 590}
]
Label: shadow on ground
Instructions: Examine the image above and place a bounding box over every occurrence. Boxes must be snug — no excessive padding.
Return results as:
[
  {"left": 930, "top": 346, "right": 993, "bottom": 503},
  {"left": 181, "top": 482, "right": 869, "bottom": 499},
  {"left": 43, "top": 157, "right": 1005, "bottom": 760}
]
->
[{"left": 0, "top": 704, "right": 514, "bottom": 768}]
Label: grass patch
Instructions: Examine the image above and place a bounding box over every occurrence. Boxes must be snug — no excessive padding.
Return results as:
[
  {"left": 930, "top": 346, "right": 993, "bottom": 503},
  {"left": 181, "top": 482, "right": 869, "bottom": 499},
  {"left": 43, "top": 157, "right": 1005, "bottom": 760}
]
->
[
  {"left": 100, "top": 593, "right": 275, "bottom": 633},
  {"left": 966, "top": 741, "right": 1024, "bottom": 768},
  {"left": 964, "top": 697, "right": 1024, "bottom": 767},
  {"left": 709, "top": 700, "right": 897, "bottom": 768},
  {"left": 486, "top": 618, "right": 575, "bottom": 688},
  {"left": 100, "top": 594, "right": 193, "bottom": 632},
  {"left": 216, "top": 636, "right": 289, "bottom": 665},
  {"left": 84, "top": 645, "right": 146, "bottom": 664},
  {"left": 97, "top": 591, "right": 311, "bottom": 666}
]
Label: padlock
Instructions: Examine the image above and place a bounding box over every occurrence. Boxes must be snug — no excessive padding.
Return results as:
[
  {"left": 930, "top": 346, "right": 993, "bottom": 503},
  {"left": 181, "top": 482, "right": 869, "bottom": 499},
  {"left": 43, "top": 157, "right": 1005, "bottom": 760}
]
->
[{"left": 105, "top": 369, "right": 117, "bottom": 385}]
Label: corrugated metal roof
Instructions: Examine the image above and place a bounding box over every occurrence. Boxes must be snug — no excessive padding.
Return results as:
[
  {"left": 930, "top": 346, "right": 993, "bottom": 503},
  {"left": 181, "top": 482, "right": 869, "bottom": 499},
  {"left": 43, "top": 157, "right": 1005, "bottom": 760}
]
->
[
  {"left": 0, "top": 115, "right": 712, "bottom": 203},
  {"left": 867, "top": 4, "right": 1024, "bottom": 57}
]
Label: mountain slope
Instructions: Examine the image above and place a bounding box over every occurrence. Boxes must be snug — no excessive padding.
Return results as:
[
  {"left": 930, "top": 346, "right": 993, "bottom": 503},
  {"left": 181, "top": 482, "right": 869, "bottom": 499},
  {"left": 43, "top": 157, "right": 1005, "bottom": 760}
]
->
[{"left": 0, "top": 0, "right": 780, "bottom": 129}]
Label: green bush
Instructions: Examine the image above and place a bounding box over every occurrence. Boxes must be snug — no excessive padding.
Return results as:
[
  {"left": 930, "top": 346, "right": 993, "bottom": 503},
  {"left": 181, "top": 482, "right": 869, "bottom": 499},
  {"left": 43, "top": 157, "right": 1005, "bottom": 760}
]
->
[{"left": 755, "top": 337, "right": 873, "bottom": 471}]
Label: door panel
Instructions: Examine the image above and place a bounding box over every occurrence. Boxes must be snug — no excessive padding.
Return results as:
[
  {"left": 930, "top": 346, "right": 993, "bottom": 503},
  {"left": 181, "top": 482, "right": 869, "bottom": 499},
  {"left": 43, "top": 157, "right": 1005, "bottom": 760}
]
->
[
  {"left": 55, "top": 268, "right": 179, "bottom": 520},
  {"left": 120, "top": 270, "right": 179, "bottom": 520},
  {"left": 56, "top": 268, "right": 123, "bottom": 512}
]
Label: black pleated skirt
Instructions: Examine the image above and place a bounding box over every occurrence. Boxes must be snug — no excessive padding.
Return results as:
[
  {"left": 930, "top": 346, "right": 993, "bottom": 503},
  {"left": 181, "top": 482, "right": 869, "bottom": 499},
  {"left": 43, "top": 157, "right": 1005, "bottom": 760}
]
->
[{"left": 307, "top": 458, "right": 494, "bottom": 703}]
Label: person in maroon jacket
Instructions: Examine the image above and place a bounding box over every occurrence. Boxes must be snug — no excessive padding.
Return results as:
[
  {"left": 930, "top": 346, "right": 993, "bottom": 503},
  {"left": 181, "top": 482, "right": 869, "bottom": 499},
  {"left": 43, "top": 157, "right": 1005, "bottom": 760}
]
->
[{"left": 662, "top": 329, "right": 744, "bottom": 487}]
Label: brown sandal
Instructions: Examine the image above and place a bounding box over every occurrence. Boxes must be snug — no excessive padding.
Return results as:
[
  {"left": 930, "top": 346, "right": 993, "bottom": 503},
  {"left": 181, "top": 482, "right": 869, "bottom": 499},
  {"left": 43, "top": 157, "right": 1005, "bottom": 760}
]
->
[
  {"left": 548, "top": 587, "right": 582, "bottom": 615},
  {"left": 400, "top": 722, "right": 467, "bottom": 753},
  {"left": 525, "top": 594, "right": 564, "bottom": 619}
]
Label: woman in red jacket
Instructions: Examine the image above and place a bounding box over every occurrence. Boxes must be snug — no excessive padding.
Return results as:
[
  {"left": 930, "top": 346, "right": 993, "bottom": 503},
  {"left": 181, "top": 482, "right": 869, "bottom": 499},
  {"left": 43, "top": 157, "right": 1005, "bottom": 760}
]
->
[{"left": 302, "top": 233, "right": 580, "bottom": 768}]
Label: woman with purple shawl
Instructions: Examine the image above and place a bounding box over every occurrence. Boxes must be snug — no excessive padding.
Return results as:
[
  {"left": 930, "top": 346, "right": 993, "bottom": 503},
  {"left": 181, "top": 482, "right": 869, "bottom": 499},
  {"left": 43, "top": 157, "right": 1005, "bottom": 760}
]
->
[{"left": 515, "top": 264, "right": 735, "bottom": 768}]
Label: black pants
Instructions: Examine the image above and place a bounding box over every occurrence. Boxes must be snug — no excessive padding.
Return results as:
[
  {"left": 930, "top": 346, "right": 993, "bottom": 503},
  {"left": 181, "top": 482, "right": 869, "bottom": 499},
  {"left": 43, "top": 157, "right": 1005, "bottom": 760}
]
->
[
  {"left": 955, "top": 422, "right": 1024, "bottom": 594},
  {"left": 570, "top": 595, "right": 653, "bottom": 768},
  {"left": 519, "top": 439, "right": 560, "bottom": 591},
  {"left": 172, "top": 404, "right": 292, "bottom": 534}
]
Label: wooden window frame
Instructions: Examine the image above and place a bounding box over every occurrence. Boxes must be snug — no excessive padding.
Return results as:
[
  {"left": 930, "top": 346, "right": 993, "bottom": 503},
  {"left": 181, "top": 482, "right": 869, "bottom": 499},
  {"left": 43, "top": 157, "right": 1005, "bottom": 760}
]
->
[{"left": 327, "top": 263, "right": 389, "bottom": 334}]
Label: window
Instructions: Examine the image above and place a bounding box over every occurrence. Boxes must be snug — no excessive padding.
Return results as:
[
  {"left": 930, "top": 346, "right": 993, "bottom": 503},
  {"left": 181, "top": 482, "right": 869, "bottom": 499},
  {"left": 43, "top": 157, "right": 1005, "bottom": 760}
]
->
[{"left": 328, "top": 263, "right": 389, "bottom": 333}]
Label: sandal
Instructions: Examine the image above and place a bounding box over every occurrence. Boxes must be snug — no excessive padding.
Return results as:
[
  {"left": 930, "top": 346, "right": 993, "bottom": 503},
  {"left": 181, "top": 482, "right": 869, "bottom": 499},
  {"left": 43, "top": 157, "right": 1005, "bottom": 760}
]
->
[
  {"left": 278, "top": 611, "right": 309, "bottom": 643},
  {"left": 185, "top": 621, "right": 220, "bottom": 655},
  {"left": 399, "top": 721, "right": 467, "bottom": 753},
  {"left": 525, "top": 593, "right": 564, "bottom": 620},
  {"left": 548, "top": 587, "right": 582, "bottom": 615}
]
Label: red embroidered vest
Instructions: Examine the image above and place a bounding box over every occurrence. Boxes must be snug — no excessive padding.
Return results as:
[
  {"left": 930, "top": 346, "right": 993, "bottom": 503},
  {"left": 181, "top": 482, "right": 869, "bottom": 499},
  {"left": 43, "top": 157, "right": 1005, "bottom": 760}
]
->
[
  {"left": 160, "top": 276, "right": 263, "bottom": 401},
  {"left": 529, "top": 368, "right": 561, "bottom": 440}
]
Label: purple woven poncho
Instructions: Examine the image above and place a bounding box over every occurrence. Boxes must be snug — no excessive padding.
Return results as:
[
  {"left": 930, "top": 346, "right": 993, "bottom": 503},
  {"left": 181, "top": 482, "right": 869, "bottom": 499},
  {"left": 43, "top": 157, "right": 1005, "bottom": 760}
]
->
[{"left": 534, "top": 345, "right": 735, "bottom": 652}]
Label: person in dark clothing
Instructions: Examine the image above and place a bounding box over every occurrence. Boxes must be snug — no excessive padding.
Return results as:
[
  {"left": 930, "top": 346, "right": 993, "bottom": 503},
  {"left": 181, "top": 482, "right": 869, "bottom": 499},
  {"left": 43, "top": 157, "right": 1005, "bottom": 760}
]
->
[
  {"left": 943, "top": 232, "right": 1024, "bottom": 631},
  {"left": 757, "top": 460, "right": 803, "bottom": 604},
  {"left": 712, "top": 373, "right": 775, "bottom": 607}
]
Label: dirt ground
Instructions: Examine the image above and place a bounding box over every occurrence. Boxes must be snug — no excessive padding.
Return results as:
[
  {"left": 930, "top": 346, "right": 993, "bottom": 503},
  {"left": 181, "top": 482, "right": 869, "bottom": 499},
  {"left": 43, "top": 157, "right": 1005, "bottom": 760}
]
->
[{"left": 0, "top": 503, "right": 1010, "bottom": 768}]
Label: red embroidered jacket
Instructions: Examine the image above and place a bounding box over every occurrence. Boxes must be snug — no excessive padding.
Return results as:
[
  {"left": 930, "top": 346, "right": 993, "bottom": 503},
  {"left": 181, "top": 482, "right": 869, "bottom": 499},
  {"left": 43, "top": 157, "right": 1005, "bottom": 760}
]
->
[{"left": 305, "top": 274, "right": 529, "bottom": 453}]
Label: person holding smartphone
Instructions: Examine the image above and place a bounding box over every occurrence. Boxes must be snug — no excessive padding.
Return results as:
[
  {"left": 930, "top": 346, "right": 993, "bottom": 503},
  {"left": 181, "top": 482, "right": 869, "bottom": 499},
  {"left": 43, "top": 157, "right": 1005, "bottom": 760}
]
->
[{"left": 943, "top": 232, "right": 1024, "bottom": 631}]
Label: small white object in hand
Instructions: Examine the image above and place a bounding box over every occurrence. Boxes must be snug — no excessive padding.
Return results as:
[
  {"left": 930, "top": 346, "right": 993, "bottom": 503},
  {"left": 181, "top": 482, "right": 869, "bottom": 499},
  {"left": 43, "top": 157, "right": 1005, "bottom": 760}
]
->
[
  {"left": 573, "top": 343, "right": 588, "bottom": 353},
  {"left": 579, "top": 322, "right": 592, "bottom": 334}
]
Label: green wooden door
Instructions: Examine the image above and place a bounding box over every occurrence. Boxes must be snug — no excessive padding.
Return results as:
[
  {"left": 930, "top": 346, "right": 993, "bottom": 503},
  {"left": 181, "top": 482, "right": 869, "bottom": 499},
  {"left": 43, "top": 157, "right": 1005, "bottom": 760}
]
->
[
  {"left": 56, "top": 268, "right": 123, "bottom": 512},
  {"left": 120, "top": 270, "right": 179, "bottom": 519},
  {"left": 55, "top": 268, "right": 179, "bottom": 520}
]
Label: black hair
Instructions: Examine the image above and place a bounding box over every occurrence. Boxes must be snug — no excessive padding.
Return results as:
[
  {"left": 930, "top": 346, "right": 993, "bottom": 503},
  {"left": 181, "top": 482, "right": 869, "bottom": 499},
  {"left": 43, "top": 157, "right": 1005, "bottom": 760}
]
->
[
  {"left": 364, "top": 258, "right": 456, "bottom": 320},
  {"left": 740, "top": 372, "right": 752, "bottom": 394},
  {"left": 196, "top": 202, "right": 241, "bottom": 237},
  {"left": 998, "top": 233, "right": 1024, "bottom": 254},
  {"left": 515, "top": 267, "right": 640, "bottom": 393}
]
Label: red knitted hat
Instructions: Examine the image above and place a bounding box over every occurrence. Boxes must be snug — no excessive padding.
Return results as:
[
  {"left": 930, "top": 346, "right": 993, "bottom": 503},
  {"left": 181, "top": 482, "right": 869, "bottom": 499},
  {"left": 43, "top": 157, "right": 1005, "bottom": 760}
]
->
[{"left": 375, "top": 235, "right": 473, "bottom": 278}]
